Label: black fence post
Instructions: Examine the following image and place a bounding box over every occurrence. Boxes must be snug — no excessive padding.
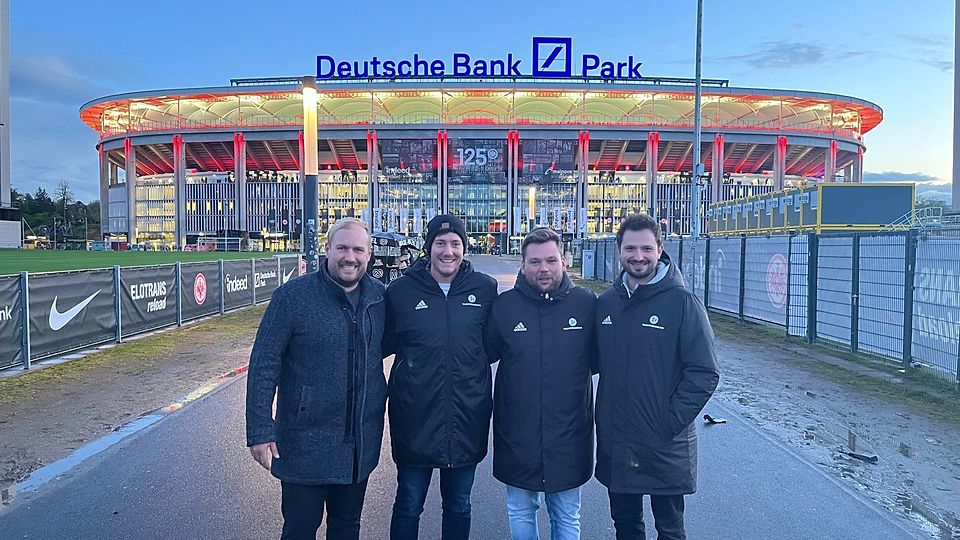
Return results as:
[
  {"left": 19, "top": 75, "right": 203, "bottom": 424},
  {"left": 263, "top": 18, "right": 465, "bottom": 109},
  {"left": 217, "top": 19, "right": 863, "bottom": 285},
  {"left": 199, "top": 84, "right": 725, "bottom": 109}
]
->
[
  {"left": 902, "top": 230, "right": 916, "bottom": 370},
  {"left": 785, "top": 234, "right": 792, "bottom": 334},
  {"left": 851, "top": 234, "right": 860, "bottom": 354},
  {"left": 739, "top": 235, "right": 747, "bottom": 321},
  {"left": 807, "top": 233, "right": 818, "bottom": 343},
  {"left": 704, "top": 237, "right": 711, "bottom": 308}
]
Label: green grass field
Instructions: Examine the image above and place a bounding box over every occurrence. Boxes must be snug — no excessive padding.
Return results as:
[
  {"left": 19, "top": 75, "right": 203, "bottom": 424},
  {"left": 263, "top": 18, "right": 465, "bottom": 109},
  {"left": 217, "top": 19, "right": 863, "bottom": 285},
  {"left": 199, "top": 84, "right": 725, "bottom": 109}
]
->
[{"left": 0, "top": 249, "right": 283, "bottom": 276}]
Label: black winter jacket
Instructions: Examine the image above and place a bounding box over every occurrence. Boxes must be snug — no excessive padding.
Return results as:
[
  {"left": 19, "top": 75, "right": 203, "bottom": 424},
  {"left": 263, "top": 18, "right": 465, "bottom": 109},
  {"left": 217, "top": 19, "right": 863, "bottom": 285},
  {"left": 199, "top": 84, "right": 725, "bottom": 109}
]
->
[
  {"left": 246, "top": 263, "right": 387, "bottom": 485},
  {"left": 383, "top": 257, "right": 499, "bottom": 468},
  {"left": 485, "top": 273, "right": 596, "bottom": 493},
  {"left": 595, "top": 254, "right": 719, "bottom": 495}
]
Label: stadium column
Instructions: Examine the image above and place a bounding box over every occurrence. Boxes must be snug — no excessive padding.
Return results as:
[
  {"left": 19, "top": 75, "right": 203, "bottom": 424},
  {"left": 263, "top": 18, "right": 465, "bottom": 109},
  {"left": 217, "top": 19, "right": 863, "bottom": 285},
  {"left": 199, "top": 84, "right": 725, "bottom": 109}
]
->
[
  {"left": 577, "top": 130, "right": 589, "bottom": 239},
  {"left": 98, "top": 146, "right": 109, "bottom": 239},
  {"left": 645, "top": 132, "right": 659, "bottom": 218},
  {"left": 711, "top": 133, "right": 724, "bottom": 204},
  {"left": 233, "top": 133, "right": 246, "bottom": 232},
  {"left": 438, "top": 130, "right": 448, "bottom": 213},
  {"left": 852, "top": 147, "right": 863, "bottom": 182},
  {"left": 172, "top": 134, "right": 186, "bottom": 248},
  {"left": 302, "top": 77, "right": 320, "bottom": 273},
  {"left": 367, "top": 130, "right": 379, "bottom": 223},
  {"left": 774, "top": 135, "right": 787, "bottom": 190},
  {"left": 506, "top": 130, "right": 516, "bottom": 239},
  {"left": 824, "top": 140, "right": 837, "bottom": 182},
  {"left": 124, "top": 138, "right": 137, "bottom": 244}
]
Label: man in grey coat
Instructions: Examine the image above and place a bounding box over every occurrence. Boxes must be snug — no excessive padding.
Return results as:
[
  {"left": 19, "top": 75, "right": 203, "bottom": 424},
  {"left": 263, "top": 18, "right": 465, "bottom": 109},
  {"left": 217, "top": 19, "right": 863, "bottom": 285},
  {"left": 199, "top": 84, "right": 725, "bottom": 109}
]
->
[
  {"left": 595, "top": 213, "right": 719, "bottom": 540},
  {"left": 246, "top": 218, "right": 387, "bottom": 540}
]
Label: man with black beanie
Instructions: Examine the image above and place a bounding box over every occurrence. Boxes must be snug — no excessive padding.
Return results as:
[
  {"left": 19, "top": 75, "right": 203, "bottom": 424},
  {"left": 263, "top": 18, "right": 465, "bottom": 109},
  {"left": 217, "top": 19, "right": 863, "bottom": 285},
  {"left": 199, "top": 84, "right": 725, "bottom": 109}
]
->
[{"left": 383, "top": 214, "right": 499, "bottom": 539}]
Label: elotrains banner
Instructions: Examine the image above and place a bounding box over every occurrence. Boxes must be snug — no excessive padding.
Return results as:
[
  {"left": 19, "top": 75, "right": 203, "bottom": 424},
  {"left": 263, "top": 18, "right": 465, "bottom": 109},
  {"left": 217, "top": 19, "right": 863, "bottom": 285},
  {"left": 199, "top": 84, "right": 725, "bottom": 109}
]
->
[
  {"left": 0, "top": 275, "right": 23, "bottom": 369},
  {"left": 28, "top": 270, "right": 116, "bottom": 359},
  {"left": 120, "top": 266, "right": 178, "bottom": 337},
  {"left": 180, "top": 262, "right": 222, "bottom": 322}
]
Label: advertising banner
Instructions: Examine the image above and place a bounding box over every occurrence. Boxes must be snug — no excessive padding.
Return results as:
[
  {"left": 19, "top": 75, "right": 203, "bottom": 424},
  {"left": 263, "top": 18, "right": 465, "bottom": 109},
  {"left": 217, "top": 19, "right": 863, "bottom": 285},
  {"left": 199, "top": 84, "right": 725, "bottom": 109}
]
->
[
  {"left": 120, "top": 265, "right": 178, "bottom": 337},
  {"left": 0, "top": 275, "right": 23, "bottom": 369},
  {"left": 180, "top": 262, "right": 221, "bottom": 322},
  {"left": 223, "top": 260, "right": 255, "bottom": 311},
  {"left": 279, "top": 256, "right": 300, "bottom": 286},
  {"left": 28, "top": 270, "right": 116, "bottom": 360},
  {"left": 254, "top": 258, "right": 280, "bottom": 303}
]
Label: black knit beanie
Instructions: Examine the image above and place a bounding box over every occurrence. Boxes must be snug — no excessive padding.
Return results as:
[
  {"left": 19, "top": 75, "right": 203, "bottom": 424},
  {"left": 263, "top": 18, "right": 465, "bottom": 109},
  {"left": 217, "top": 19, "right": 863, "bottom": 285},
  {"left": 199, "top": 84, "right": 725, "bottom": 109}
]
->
[{"left": 424, "top": 214, "right": 467, "bottom": 253}]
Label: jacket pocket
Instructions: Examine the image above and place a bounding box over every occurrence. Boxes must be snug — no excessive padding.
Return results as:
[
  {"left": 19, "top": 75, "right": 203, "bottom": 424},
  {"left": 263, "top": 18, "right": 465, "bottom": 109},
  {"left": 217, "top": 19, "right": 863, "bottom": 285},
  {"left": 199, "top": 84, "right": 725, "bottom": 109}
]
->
[{"left": 294, "top": 384, "right": 344, "bottom": 430}]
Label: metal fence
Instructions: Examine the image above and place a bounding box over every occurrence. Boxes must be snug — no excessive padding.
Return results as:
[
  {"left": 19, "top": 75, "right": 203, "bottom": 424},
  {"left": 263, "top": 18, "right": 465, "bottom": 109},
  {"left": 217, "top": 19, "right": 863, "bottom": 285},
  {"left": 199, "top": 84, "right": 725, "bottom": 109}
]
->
[
  {"left": 0, "top": 255, "right": 302, "bottom": 371},
  {"left": 581, "top": 230, "right": 960, "bottom": 382}
]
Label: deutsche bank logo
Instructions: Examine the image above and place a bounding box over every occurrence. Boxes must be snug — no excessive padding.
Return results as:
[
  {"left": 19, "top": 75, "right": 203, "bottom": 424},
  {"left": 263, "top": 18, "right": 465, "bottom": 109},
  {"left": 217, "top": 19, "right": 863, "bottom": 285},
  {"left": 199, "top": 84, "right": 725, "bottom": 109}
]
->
[{"left": 532, "top": 37, "right": 572, "bottom": 77}]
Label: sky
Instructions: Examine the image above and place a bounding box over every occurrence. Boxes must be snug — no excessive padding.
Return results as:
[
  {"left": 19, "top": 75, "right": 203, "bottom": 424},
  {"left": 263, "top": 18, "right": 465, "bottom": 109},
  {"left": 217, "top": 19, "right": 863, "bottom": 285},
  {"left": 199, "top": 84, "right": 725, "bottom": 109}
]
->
[{"left": 7, "top": 0, "right": 955, "bottom": 204}]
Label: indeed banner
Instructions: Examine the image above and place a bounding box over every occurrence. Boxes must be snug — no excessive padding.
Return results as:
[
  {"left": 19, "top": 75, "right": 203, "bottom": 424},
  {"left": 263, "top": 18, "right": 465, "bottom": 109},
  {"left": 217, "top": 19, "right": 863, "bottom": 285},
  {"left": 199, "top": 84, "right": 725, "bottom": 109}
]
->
[
  {"left": 0, "top": 275, "right": 23, "bottom": 369},
  {"left": 28, "top": 270, "right": 116, "bottom": 360},
  {"left": 223, "top": 260, "right": 255, "bottom": 311},
  {"left": 180, "top": 262, "right": 221, "bottom": 322},
  {"left": 120, "top": 265, "right": 178, "bottom": 337}
]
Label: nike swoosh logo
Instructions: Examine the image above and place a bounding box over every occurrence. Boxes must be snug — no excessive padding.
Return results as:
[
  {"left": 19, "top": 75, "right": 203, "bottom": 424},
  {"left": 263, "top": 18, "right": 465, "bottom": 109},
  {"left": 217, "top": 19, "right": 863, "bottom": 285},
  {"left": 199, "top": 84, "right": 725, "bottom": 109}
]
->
[
  {"left": 282, "top": 268, "right": 295, "bottom": 284},
  {"left": 49, "top": 291, "right": 101, "bottom": 331}
]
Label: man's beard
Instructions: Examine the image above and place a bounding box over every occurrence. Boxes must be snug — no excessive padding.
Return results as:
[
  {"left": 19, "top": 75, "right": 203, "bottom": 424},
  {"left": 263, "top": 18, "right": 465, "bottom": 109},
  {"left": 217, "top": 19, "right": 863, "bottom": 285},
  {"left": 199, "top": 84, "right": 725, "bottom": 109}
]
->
[
  {"left": 624, "top": 260, "right": 656, "bottom": 282},
  {"left": 330, "top": 263, "right": 363, "bottom": 288}
]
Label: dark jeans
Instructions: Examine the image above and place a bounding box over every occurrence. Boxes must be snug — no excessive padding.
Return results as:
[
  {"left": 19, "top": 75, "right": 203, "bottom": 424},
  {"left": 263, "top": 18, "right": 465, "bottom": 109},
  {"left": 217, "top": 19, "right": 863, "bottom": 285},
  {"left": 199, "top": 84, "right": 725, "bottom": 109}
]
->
[
  {"left": 608, "top": 491, "right": 686, "bottom": 540},
  {"left": 390, "top": 464, "right": 477, "bottom": 540},
  {"left": 280, "top": 480, "right": 368, "bottom": 540}
]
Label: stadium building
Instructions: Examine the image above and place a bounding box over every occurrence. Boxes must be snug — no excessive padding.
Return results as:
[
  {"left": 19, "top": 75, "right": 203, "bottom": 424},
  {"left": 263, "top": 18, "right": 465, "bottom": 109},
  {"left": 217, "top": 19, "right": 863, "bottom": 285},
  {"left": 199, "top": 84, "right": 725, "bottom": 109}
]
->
[{"left": 79, "top": 60, "right": 882, "bottom": 252}]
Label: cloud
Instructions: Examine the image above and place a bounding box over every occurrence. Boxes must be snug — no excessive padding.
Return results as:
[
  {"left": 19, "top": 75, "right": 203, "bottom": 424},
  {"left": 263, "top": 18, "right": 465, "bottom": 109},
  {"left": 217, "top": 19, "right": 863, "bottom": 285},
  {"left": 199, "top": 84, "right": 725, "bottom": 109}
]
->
[
  {"left": 862, "top": 171, "right": 945, "bottom": 184},
  {"left": 9, "top": 53, "right": 141, "bottom": 108},
  {"left": 913, "top": 57, "right": 953, "bottom": 73},
  {"left": 897, "top": 34, "right": 950, "bottom": 48},
  {"left": 717, "top": 41, "right": 868, "bottom": 69}
]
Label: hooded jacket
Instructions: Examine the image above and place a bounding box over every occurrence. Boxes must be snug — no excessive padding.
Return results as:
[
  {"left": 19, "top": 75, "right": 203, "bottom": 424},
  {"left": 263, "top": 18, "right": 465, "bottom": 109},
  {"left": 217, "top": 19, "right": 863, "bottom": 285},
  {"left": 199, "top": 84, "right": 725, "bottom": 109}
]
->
[
  {"left": 246, "top": 262, "right": 387, "bottom": 485},
  {"left": 595, "top": 253, "right": 720, "bottom": 495},
  {"left": 383, "top": 257, "right": 499, "bottom": 468},
  {"left": 485, "top": 272, "right": 597, "bottom": 493}
]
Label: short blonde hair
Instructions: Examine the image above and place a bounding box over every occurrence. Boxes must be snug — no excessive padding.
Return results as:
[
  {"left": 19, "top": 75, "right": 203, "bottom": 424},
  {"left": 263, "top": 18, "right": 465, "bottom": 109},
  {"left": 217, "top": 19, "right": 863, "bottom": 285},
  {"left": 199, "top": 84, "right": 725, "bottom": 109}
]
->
[{"left": 326, "top": 217, "right": 370, "bottom": 246}]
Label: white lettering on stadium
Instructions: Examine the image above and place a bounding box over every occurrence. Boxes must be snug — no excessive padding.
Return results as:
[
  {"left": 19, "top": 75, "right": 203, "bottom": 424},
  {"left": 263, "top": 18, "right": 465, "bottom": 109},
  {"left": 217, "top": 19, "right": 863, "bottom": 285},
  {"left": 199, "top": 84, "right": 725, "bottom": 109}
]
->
[
  {"left": 226, "top": 274, "right": 249, "bottom": 293},
  {"left": 914, "top": 266, "right": 960, "bottom": 346}
]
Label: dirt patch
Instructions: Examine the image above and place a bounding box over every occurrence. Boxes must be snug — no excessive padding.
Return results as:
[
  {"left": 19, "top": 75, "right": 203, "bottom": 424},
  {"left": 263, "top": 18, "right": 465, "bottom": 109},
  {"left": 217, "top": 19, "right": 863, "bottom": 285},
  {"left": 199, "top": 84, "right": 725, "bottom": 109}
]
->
[{"left": 0, "top": 306, "right": 265, "bottom": 489}]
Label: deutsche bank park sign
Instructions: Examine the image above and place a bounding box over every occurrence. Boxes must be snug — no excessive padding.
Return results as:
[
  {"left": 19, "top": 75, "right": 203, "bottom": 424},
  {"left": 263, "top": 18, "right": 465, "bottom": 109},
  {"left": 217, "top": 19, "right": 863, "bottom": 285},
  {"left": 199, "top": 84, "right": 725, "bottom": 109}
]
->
[{"left": 317, "top": 37, "right": 643, "bottom": 80}]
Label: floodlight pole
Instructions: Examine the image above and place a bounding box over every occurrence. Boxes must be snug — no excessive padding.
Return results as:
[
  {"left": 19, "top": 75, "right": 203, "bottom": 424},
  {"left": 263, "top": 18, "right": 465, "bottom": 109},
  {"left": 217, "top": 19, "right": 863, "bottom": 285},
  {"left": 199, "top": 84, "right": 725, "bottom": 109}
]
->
[
  {"left": 302, "top": 76, "right": 320, "bottom": 273},
  {"left": 691, "top": 0, "right": 704, "bottom": 238}
]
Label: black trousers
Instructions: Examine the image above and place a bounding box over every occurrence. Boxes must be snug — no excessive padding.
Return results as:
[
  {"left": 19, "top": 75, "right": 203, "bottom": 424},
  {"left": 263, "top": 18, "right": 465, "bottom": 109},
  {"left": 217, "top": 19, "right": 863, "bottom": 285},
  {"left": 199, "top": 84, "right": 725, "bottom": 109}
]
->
[
  {"left": 608, "top": 491, "right": 686, "bottom": 540},
  {"left": 280, "top": 480, "right": 368, "bottom": 540}
]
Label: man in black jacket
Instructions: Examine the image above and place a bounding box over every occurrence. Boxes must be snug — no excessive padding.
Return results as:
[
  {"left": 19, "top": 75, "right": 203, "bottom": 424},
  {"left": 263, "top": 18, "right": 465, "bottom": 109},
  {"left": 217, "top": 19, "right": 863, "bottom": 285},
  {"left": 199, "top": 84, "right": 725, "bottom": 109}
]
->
[
  {"left": 485, "top": 227, "right": 596, "bottom": 540},
  {"left": 383, "top": 214, "right": 499, "bottom": 540},
  {"left": 595, "top": 214, "right": 719, "bottom": 540},
  {"left": 246, "top": 218, "right": 387, "bottom": 540}
]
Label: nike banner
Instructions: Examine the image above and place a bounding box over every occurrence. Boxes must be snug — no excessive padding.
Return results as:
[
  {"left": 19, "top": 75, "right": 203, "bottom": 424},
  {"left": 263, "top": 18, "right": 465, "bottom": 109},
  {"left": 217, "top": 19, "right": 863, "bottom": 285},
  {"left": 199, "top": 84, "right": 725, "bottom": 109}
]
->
[
  {"left": 254, "top": 258, "right": 280, "bottom": 304},
  {"left": 278, "top": 256, "right": 300, "bottom": 286},
  {"left": 180, "top": 262, "right": 222, "bottom": 322},
  {"left": 120, "top": 265, "right": 178, "bottom": 337},
  {"left": 0, "top": 275, "right": 24, "bottom": 369},
  {"left": 223, "top": 260, "right": 255, "bottom": 311},
  {"left": 28, "top": 270, "right": 116, "bottom": 360}
]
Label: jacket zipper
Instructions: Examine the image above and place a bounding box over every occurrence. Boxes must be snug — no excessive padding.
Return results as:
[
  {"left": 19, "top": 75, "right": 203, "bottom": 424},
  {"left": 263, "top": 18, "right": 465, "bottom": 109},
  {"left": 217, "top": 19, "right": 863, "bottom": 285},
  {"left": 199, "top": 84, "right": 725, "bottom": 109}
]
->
[{"left": 444, "top": 288, "right": 453, "bottom": 468}]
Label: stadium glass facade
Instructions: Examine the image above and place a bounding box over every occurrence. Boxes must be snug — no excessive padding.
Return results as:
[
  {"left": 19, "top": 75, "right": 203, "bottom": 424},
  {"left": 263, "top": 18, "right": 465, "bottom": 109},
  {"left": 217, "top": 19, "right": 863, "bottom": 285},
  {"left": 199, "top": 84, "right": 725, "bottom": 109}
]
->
[{"left": 80, "top": 77, "right": 882, "bottom": 251}]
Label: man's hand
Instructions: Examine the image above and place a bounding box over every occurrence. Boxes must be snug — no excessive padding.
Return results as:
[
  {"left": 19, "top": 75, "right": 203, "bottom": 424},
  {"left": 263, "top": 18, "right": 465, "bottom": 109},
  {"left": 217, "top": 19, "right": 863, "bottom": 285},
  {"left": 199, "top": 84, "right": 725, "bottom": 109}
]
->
[{"left": 249, "top": 442, "right": 280, "bottom": 471}]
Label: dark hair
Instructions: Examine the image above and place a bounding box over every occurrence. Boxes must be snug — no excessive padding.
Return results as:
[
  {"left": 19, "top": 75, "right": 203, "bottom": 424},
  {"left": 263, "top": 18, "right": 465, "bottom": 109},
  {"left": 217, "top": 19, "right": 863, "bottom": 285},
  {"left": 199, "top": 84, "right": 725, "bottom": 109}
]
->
[
  {"left": 616, "top": 213, "right": 663, "bottom": 248},
  {"left": 521, "top": 227, "right": 562, "bottom": 259}
]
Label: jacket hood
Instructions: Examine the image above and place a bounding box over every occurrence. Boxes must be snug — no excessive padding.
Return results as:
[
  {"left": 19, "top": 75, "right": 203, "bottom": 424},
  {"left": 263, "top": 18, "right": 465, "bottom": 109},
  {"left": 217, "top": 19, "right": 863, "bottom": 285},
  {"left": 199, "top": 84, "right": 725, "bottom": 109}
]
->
[
  {"left": 513, "top": 270, "right": 575, "bottom": 303},
  {"left": 615, "top": 251, "right": 683, "bottom": 302}
]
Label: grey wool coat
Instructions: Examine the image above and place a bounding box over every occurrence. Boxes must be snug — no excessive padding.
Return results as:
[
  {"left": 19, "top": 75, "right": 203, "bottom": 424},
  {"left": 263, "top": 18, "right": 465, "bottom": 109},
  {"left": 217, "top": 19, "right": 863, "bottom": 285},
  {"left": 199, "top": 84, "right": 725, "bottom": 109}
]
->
[{"left": 245, "top": 262, "right": 387, "bottom": 485}]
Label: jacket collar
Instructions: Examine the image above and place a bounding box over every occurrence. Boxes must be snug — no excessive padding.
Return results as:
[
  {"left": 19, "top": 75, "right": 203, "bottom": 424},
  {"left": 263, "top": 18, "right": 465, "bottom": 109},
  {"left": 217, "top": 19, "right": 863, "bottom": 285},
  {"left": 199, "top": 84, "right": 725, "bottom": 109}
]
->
[{"left": 514, "top": 271, "right": 575, "bottom": 304}]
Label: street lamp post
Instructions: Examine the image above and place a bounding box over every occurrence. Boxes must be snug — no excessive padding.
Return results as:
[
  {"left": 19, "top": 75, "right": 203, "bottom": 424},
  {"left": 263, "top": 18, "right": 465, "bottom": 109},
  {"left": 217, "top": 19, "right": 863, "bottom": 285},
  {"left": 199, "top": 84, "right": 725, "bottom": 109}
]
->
[{"left": 691, "top": 0, "right": 704, "bottom": 238}]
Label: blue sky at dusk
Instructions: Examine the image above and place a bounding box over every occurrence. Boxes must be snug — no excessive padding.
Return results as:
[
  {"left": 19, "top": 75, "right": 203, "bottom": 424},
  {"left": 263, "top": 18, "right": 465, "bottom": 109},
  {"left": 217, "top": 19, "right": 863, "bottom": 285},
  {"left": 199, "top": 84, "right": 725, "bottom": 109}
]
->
[{"left": 7, "top": 0, "right": 954, "bottom": 203}]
